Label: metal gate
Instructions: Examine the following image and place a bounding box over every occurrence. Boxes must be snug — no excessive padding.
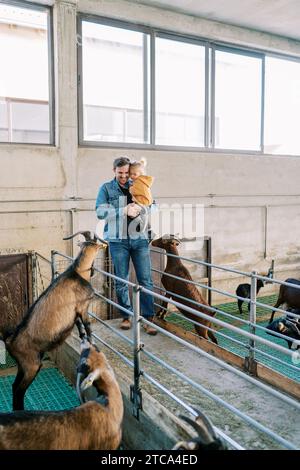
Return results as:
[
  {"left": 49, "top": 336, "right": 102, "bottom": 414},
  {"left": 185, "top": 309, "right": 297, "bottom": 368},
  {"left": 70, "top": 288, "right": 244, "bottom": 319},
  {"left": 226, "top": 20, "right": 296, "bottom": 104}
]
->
[{"left": 0, "top": 253, "right": 31, "bottom": 337}]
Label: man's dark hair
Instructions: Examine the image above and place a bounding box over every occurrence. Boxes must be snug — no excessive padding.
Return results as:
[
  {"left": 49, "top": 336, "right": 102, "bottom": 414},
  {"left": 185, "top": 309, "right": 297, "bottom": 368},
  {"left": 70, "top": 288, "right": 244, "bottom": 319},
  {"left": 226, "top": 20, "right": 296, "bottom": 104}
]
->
[{"left": 113, "top": 156, "right": 131, "bottom": 169}]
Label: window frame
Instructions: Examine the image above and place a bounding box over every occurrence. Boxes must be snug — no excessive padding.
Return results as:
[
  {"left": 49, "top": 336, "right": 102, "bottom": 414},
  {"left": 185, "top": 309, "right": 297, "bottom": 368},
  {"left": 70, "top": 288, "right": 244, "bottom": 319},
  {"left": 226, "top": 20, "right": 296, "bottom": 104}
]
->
[
  {"left": 77, "top": 14, "right": 152, "bottom": 148},
  {"left": 153, "top": 31, "right": 208, "bottom": 149},
  {"left": 0, "top": 0, "right": 55, "bottom": 146},
  {"left": 77, "top": 14, "right": 300, "bottom": 156}
]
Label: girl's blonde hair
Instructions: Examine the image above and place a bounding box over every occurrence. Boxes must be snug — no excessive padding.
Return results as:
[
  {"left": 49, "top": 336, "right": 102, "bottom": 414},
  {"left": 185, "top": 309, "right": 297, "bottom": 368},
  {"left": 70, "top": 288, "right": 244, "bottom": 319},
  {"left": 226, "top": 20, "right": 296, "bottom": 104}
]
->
[{"left": 130, "top": 157, "right": 147, "bottom": 171}]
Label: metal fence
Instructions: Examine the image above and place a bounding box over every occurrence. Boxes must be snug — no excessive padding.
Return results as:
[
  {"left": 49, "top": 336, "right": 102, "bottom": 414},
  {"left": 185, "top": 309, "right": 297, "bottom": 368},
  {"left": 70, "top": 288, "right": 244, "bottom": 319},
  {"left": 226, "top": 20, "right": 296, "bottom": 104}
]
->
[
  {"left": 45, "top": 246, "right": 300, "bottom": 449},
  {"left": 44, "top": 246, "right": 300, "bottom": 451}
]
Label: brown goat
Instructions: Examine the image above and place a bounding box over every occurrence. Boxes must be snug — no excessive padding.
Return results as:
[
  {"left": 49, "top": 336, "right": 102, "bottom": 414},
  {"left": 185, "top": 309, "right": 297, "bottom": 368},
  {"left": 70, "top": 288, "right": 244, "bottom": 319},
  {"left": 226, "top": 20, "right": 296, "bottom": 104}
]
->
[
  {"left": 6, "top": 231, "right": 107, "bottom": 410},
  {"left": 151, "top": 235, "right": 218, "bottom": 344},
  {"left": 0, "top": 342, "right": 123, "bottom": 450}
]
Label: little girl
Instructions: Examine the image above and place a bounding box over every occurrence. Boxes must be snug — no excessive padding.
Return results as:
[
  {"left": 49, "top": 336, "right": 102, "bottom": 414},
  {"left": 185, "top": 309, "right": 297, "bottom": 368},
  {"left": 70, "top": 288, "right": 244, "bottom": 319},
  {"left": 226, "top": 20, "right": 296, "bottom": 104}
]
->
[
  {"left": 129, "top": 157, "right": 154, "bottom": 206},
  {"left": 129, "top": 158, "right": 154, "bottom": 235}
]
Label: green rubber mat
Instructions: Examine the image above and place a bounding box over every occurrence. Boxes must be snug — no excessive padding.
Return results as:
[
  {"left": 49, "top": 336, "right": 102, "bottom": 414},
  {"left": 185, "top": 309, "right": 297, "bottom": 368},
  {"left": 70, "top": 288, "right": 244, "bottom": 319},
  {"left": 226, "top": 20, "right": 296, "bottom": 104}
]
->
[
  {"left": 0, "top": 367, "right": 80, "bottom": 413},
  {"left": 0, "top": 351, "right": 16, "bottom": 370},
  {"left": 218, "top": 321, "right": 300, "bottom": 383},
  {"left": 165, "top": 294, "right": 299, "bottom": 382},
  {"left": 214, "top": 294, "right": 278, "bottom": 324},
  {"left": 166, "top": 294, "right": 278, "bottom": 332}
]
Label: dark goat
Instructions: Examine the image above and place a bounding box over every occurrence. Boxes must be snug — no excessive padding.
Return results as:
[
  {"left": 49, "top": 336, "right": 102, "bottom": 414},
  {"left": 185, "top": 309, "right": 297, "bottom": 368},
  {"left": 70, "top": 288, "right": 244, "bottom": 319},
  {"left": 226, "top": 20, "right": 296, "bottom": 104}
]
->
[
  {"left": 5, "top": 231, "right": 107, "bottom": 411},
  {"left": 173, "top": 408, "right": 226, "bottom": 450},
  {"left": 269, "top": 278, "right": 300, "bottom": 323},
  {"left": 151, "top": 235, "right": 217, "bottom": 344},
  {"left": 236, "top": 280, "right": 264, "bottom": 315},
  {"left": 267, "top": 316, "right": 300, "bottom": 350},
  {"left": 0, "top": 341, "right": 123, "bottom": 450}
]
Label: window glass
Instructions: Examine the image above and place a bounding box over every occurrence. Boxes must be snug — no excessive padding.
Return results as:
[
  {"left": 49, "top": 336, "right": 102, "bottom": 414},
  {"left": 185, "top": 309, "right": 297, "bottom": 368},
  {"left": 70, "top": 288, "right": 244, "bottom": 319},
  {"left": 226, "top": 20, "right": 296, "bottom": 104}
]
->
[
  {"left": 82, "top": 21, "right": 150, "bottom": 144},
  {"left": 264, "top": 56, "right": 300, "bottom": 155},
  {"left": 155, "top": 37, "right": 205, "bottom": 147},
  {"left": 0, "top": 3, "right": 51, "bottom": 144},
  {"left": 215, "top": 50, "right": 262, "bottom": 151}
]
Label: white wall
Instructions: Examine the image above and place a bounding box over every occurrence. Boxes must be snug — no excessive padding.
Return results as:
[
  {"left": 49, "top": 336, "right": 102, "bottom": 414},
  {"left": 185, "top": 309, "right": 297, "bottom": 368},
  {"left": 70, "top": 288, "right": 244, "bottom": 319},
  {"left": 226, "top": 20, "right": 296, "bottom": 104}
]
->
[{"left": 1, "top": 0, "right": 300, "bottom": 302}]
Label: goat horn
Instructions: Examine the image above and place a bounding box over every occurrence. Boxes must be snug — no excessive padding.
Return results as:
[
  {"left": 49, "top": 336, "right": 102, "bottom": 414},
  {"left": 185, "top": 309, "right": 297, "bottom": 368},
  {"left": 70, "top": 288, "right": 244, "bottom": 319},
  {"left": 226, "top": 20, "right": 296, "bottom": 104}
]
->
[
  {"left": 63, "top": 231, "right": 94, "bottom": 241},
  {"left": 192, "top": 407, "right": 218, "bottom": 440},
  {"left": 94, "top": 233, "right": 108, "bottom": 245},
  {"left": 179, "top": 408, "right": 217, "bottom": 445},
  {"left": 63, "top": 231, "right": 107, "bottom": 245},
  {"left": 76, "top": 372, "right": 85, "bottom": 404}
]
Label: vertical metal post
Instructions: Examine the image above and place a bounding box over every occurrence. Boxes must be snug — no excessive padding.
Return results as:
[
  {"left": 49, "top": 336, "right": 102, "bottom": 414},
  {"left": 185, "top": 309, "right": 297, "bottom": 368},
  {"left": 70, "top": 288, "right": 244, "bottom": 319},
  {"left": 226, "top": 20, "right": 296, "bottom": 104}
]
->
[
  {"left": 206, "top": 237, "right": 212, "bottom": 306},
  {"left": 245, "top": 271, "right": 258, "bottom": 375},
  {"left": 51, "top": 250, "right": 57, "bottom": 280},
  {"left": 31, "top": 251, "right": 38, "bottom": 302},
  {"left": 130, "top": 285, "right": 143, "bottom": 419}
]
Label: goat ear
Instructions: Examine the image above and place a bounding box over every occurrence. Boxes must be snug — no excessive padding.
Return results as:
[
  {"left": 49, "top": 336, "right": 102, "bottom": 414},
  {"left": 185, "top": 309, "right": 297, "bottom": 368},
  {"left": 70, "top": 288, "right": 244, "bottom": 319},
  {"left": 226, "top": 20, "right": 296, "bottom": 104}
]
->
[{"left": 80, "top": 368, "right": 101, "bottom": 391}]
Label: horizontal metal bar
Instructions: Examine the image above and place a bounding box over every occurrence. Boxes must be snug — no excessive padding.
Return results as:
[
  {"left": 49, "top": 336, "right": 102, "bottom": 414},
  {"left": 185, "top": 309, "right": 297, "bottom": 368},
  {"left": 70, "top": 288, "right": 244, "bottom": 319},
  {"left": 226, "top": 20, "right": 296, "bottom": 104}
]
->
[
  {"left": 252, "top": 321, "right": 300, "bottom": 344},
  {"left": 152, "top": 266, "right": 252, "bottom": 303},
  {"left": 153, "top": 282, "right": 252, "bottom": 326},
  {"left": 256, "top": 274, "right": 300, "bottom": 290},
  {"left": 151, "top": 247, "right": 251, "bottom": 277},
  {"left": 91, "top": 332, "right": 133, "bottom": 369},
  {"left": 94, "top": 266, "right": 136, "bottom": 288},
  {"left": 53, "top": 251, "right": 137, "bottom": 288},
  {"left": 53, "top": 251, "right": 298, "bottom": 354},
  {"left": 251, "top": 346, "right": 300, "bottom": 373},
  {"left": 255, "top": 300, "right": 300, "bottom": 320},
  {"left": 143, "top": 287, "right": 296, "bottom": 358},
  {"left": 167, "top": 308, "right": 249, "bottom": 350},
  {"left": 142, "top": 349, "right": 298, "bottom": 450},
  {"left": 94, "top": 291, "right": 133, "bottom": 318},
  {"left": 89, "top": 316, "right": 244, "bottom": 450},
  {"left": 140, "top": 316, "right": 300, "bottom": 410},
  {"left": 88, "top": 311, "right": 133, "bottom": 346},
  {"left": 36, "top": 253, "right": 52, "bottom": 265},
  {"left": 142, "top": 371, "right": 244, "bottom": 450}
]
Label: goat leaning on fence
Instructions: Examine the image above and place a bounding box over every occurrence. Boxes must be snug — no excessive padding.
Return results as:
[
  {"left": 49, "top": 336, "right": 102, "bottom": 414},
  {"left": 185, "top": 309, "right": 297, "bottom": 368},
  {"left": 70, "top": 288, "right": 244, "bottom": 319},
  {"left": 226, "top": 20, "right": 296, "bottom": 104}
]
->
[
  {"left": 0, "top": 340, "right": 123, "bottom": 450},
  {"left": 173, "top": 408, "right": 226, "bottom": 450},
  {"left": 5, "top": 230, "right": 107, "bottom": 410},
  {"left": 152, "top": 235, "right": 218, "bottom": 344}
]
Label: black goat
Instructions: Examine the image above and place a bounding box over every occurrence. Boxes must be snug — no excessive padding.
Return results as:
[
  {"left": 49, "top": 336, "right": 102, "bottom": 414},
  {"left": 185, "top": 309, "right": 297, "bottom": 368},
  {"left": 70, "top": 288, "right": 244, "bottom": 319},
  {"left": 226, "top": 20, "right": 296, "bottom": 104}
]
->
[
  {"left": 267, "top": 315, "right": 300, "bottom": 350},
  {"left": 269, "top": 278, "right": 300, "bottom": 323},
  {"left": 236, "top": 279, "right": 264, "bottom": 315}
]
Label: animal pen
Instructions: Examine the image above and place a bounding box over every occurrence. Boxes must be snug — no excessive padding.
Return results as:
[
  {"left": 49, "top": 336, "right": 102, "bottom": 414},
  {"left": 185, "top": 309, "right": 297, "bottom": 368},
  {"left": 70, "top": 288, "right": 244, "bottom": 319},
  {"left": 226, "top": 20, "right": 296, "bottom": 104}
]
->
[{"left": 0, "top": 247, "right": 299, "bottom": 450}]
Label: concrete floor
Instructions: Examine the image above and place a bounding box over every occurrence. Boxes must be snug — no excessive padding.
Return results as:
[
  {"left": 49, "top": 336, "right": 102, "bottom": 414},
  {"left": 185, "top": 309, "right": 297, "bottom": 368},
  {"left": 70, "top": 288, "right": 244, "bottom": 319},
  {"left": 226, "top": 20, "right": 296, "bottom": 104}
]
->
[{"left": 90, "top": 318, "right": 300, "bottom": 450}]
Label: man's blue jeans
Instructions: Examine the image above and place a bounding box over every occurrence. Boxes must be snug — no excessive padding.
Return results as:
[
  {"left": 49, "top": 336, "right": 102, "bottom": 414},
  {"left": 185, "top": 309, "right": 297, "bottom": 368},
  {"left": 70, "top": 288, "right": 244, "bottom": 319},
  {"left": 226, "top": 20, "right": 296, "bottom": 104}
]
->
[{"left": 109, "top": 238, "right": 154, "bottom": 319}]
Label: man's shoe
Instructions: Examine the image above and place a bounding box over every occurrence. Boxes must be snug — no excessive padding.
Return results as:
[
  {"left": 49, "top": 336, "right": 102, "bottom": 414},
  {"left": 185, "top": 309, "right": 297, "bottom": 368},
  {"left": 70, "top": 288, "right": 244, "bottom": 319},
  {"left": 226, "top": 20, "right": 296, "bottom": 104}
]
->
[
  {"left": 120, "top": 318, "right": 131, "bottom": 330},
  {"left": 142, "top": 318, "right": 157, "bottom": 336}
]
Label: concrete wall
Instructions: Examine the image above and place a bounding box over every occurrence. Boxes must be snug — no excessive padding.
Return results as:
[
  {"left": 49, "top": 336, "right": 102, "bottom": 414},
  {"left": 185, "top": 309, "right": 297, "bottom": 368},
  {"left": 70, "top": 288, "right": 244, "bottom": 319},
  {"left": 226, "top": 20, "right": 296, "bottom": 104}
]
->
[{"left": 1, "top": 0, "right": 300, "bottom": 303}]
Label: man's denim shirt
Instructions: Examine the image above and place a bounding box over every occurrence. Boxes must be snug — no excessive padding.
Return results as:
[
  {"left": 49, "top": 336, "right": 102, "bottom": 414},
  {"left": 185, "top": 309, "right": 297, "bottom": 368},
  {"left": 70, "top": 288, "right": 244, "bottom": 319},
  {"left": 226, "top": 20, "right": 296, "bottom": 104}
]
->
[{"left": 95, "top": 178, "right": 154, "bottom": 242}]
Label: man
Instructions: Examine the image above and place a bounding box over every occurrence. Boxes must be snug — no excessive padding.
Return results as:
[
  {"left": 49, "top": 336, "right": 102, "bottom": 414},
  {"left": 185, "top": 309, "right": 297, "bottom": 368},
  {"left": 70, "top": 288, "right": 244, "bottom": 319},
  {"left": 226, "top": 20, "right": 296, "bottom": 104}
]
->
[{"left": 95, "top": 156, "right": 157, "bottom": 335}]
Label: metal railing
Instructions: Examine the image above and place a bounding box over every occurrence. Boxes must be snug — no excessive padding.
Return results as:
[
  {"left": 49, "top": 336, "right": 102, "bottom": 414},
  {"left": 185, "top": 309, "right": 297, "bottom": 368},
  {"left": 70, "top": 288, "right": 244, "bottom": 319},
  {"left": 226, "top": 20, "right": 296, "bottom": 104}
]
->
[{"left": 47, "top": 249, "right": 300, "bottom": 450}]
